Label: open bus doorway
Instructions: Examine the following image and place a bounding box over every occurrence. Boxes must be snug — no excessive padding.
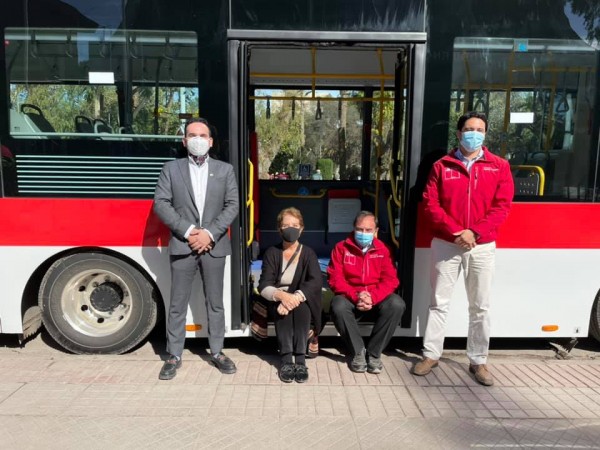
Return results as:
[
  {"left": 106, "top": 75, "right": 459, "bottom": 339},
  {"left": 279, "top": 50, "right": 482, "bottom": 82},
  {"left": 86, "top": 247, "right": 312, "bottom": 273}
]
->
[{"left": 228, "top": 33, "right": 426, "bottom": 335}]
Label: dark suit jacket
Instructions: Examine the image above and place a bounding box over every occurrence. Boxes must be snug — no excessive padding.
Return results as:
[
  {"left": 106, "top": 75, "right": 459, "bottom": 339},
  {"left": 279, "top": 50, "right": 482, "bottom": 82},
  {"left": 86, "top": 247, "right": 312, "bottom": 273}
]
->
[{"left": 153, "top": 157, "right": 239, "bottom": 257}]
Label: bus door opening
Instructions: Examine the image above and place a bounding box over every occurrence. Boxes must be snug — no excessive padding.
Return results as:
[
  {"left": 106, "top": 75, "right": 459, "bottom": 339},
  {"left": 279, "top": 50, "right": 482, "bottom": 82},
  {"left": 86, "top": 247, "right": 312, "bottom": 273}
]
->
[{"left": 230, "top": 38, "right": 425, "bottom": 333}]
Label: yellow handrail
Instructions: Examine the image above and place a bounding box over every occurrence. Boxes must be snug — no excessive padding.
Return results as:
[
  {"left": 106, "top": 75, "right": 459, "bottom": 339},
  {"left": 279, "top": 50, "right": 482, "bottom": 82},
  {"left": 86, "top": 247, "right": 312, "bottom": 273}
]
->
[
  {"left": 246, "top": 159, "right": 255, "bottom": 247},
  {"left": 269, "top": 187, "right": 327, "bottom": 199},
  {"left": 362, "top": 189, "right": 376, "bottom": 200},
  {"left": 389, "top": 161, "right": 402, "bottom": 207},
  {"left": 512, "top": 164, "right": 546, "bottom": 195},
  {"left": 386, "top": 196, "right": 399, "bottom": 248}
]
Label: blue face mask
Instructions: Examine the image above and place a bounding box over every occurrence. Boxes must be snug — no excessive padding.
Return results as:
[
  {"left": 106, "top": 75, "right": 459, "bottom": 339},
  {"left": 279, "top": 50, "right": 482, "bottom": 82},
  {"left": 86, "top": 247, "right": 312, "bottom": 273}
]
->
[
  {"left": 460, "top": 131, "right": 485, "bottom": 152},
  {"left": 355, "top": 231, "right": 374, "bottom": 248}
]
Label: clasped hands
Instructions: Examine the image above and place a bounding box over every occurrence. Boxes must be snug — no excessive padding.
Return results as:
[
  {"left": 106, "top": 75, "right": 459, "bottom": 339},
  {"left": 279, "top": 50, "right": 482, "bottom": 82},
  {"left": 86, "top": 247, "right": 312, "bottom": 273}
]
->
[
  {"left": 276, "top": 291, "right": 302, "bottom": 316},
  {"left": 453, "top": 229, "right": 477, "bottom": 250},
  {"left": 356, "top": 291, "right": 373, "bottom": 312},
  {"left": 188, "top": 228, "right": 213, "bottom": 254}
]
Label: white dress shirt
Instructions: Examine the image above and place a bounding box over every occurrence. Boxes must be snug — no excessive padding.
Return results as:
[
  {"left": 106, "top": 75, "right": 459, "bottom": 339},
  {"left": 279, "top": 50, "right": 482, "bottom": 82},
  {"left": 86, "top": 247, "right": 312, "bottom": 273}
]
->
[{"left": 184, "top": 155, "right": 213, "bottom": 240}]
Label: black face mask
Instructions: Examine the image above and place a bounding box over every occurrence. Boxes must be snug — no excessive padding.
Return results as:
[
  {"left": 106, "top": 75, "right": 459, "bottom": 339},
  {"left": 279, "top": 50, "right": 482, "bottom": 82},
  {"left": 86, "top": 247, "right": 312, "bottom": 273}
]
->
[{"left": 281, "top": 227, "right": 301, "bottom": 243}]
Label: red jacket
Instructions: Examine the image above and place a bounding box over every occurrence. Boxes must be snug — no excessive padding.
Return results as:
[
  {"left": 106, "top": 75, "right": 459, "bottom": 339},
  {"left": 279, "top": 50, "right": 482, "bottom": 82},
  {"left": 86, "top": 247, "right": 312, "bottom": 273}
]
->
[
  {"left": 327, "top": 235, "right": 400, "bottom": 305},
  {"left": 423, "top": 147, "right": 514, "bottom": 244}
]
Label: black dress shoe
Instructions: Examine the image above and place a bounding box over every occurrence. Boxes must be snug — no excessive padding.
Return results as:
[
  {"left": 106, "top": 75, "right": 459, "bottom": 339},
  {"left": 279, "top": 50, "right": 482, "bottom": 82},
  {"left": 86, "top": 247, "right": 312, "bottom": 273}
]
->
[
  {"left": 294, "top": 363, "right": 309, "bottom": 383},
  {"left": 210, "top": 352, "right": 237, "bottom": 374},
  {"left": 159, "top": 355, "right": 182, "bottom": 380},
  {"left": 279, "top": 362, "right": 295, "bottom": 383}
]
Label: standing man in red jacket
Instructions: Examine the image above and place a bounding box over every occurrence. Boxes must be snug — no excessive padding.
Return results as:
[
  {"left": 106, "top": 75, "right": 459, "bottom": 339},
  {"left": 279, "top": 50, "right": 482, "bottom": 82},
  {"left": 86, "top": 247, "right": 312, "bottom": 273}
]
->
[
  {"left": 413, "top": 112, "right": 514, "bottom": 386},
  {"left": 328, "top": 211, "right": 405, "bottom": 374}
]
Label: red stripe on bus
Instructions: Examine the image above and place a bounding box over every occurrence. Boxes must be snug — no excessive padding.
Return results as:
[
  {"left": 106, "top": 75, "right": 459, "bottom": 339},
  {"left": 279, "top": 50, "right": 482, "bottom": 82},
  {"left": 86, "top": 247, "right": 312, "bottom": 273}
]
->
[
  {"left": 0, "top": 198, "right": 169, "bottom": 247},
  {"left": 416, "top": 202, "right": 600, "bottom": 249},
  {"left": 1, "top": 198, "right": 598, "bottom": 249}
]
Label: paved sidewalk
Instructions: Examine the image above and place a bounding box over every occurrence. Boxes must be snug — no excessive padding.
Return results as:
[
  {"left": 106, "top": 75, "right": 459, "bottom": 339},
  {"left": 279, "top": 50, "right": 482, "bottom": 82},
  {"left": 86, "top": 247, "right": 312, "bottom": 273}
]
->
[{"left": 0, "top": 335, "right": 599, "bottom": 449}]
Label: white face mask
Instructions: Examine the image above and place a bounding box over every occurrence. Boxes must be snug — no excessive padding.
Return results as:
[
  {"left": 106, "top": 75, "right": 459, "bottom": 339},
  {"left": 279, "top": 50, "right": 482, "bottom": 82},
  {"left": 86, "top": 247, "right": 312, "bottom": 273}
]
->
[{"left": 187, "top": 136, "right": 210, "bottom": 157}]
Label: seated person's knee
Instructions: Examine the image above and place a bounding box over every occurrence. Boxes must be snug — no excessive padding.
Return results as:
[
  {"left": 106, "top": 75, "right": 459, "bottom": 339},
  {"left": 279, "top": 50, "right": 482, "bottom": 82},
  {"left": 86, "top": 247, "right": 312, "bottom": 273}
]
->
[
  {"left": 383, "top": 294, "right": 406, "bottom": 315},
  {"left": 331, "top": 295, "right": 351, "bottom": 314}
]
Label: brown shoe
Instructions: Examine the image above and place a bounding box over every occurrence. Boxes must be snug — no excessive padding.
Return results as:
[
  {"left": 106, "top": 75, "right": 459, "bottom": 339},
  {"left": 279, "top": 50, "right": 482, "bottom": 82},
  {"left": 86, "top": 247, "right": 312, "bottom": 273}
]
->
[
  {"left": 469, "top": 364, "right": 494, "bottom": 386},
  {"left": 413, "top": 357, "right": 439, "bottom": 376}
]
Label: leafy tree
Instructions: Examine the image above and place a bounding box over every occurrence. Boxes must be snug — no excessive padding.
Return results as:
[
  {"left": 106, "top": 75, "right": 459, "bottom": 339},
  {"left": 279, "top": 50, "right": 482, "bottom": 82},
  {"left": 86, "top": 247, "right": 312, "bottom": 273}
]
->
[
  {"left": 317, "top": 158, "right": 334, "bottom": 180},
  {"left": 268, "top": 150, "right": 293, "bottom": 175}
]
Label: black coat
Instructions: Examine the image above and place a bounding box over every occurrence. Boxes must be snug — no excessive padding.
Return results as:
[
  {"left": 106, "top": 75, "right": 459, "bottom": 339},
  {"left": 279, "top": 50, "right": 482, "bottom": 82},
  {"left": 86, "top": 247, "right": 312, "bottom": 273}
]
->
[{"left": 258, "top": 243, "right": 323, "bottom": 333}]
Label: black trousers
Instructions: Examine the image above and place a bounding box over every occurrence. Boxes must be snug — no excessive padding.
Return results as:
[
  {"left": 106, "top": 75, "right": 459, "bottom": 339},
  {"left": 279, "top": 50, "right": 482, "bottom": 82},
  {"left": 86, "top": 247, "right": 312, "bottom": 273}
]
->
[
  {"left": 331, "top": 294, "right": 405, "bottom": 358},
  {"left": 272, "top": 301, "right": 311, "bottom": 364}
]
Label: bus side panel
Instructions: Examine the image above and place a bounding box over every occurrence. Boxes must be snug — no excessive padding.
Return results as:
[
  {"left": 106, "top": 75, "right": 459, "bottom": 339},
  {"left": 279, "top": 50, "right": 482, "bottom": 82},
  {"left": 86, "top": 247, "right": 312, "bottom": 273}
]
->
[
  {"left": 413, "top": 248, "right": 598, "bottom": 339},
  {"left": 0, "top": 247, "right": 66, "bottom": 333},
  {"left": 413, "top": 202, "right": 600, "bottom": 339}
]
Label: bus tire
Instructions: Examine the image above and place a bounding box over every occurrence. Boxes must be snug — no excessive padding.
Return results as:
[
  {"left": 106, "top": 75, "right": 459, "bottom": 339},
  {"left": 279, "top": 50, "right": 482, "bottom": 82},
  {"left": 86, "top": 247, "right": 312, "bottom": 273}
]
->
[
  {"left": 590, "top": 291, "right": 600, "bottom": 343},
  {"left": 39, "top": 252, "right": 157, "bottom": 354}
]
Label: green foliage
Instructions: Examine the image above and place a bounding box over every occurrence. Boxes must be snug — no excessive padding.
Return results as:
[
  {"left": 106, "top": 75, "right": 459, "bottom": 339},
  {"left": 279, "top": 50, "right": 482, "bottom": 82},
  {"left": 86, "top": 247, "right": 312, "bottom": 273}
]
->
[
  {"left": 255, "top": 89, "right": 371, "bottom": 180},
  {"left": 269, "top": 150, "right": 293, "bottom": 175},
  {"left": 316, "top": 158, "right": 334, "bottom": 180},
  {"left": 10, "top": 84, "right": 198, "bottom": 135},
  {"left": 256, "top": 90, "right": 305, "bottom": 178}
]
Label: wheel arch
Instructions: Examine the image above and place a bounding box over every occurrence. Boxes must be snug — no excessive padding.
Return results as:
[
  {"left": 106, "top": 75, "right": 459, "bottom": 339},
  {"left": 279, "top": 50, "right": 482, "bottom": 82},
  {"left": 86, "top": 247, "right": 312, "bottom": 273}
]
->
[
  {"left": 22, "top": 246, "right": 165, "bottom": 339},
  {"left": 589, "top": 288, "right": 600, "bottom": 343}
]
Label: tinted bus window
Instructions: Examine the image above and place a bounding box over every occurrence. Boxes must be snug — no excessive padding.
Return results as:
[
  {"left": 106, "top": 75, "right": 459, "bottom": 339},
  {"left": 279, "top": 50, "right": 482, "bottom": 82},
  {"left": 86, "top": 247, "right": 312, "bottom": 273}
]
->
[
  {"left": 448, "top": 37, "right": 598, "bottom": 201},
  {"left": 6, "top": 28, "right": 199, "bottom": 140}
]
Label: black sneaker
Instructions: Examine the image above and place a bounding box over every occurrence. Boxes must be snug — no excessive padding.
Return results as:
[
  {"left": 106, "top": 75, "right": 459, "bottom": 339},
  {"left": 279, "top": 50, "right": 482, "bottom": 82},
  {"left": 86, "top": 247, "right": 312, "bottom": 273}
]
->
[
  {"left": 367, "top": 355, "right": 383, "bottom": 374},
  {"left": 294, "top": 363, "right": 309, "bottom": 383},
  {"left": 210, "top": 352, "right": 237, "bottom": 374},
  {"left": 350, "top": 349, "right": 367, "bottom": 373},
  {"left": 159, "top": 355, "right": 182, "bottom": 380},
  {"left": 279, "top": 362, "right": 295, "bottom": 383}
]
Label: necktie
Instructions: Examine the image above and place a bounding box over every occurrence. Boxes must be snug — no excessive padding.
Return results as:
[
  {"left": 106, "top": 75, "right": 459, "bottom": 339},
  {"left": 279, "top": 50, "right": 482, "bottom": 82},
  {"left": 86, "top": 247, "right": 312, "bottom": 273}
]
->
[{"left": 192, "top": 155, "right": 207, "bottom": 166}]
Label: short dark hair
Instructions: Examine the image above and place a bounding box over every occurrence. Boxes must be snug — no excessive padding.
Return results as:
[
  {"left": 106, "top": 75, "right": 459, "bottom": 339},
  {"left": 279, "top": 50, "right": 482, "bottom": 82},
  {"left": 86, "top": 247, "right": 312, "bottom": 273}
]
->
[
  {"left": 353, "top": 210, "right": 378, "bottom": 227},
  {"left": 456, "top": 112, "right": 488, "bottom": 132},
  {"left": 184, "top": 117, "right": 212, "bottom": 137}
]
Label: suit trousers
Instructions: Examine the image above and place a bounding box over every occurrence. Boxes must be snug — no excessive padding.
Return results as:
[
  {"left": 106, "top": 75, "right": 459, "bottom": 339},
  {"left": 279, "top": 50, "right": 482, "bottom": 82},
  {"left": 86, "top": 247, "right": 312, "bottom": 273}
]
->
[
  {"left": 422, "top": 238, "right": 496, "bottom": 365},
  {"left": 167, "top": 252, "right": 226, "bottom": 357},
  {"left": 272, "top": 301, "right": 311, "bottom": 364},
  {"left": 331, "top": 294, "right": 405, "bottom": 358}
]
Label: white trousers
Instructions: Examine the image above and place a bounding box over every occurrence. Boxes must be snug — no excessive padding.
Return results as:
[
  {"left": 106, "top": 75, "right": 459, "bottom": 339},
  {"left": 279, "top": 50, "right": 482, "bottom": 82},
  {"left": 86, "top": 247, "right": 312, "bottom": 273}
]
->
[{"left": 422, "top": 238, "right": 496, "bottom": 365}]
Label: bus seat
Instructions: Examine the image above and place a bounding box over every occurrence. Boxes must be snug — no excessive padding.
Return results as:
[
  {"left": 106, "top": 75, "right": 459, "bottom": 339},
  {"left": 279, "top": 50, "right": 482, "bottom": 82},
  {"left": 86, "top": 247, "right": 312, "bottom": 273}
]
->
[
  {"left": 327, "top": 189, "right": 361, "bottom": 244},
  {"left": 20, "top": 104, "right": 55, "bottom": 133},
  {"left": 94, "top": 118, "right": 113, "bottom": 133},
  {"left": 512, "top": 165, "right": 544, "bottom": 196},
  {"left": 118, "top": 125, "right": 134, "bottom": 134},
  {"left": 75, "top": 115, "right": 94, "bottom": 133}
]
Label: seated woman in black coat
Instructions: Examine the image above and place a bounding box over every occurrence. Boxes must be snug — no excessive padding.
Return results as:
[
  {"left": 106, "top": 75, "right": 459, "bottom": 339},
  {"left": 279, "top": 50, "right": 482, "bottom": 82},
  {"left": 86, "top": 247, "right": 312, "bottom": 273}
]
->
[{"left": 258, "top": 207, "right": 323, "bottom": 383}]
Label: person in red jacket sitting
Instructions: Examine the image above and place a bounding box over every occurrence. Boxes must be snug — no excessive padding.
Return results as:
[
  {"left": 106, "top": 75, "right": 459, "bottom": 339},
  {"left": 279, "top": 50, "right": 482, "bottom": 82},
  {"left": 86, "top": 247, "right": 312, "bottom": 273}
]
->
[
  {"left": 413, "top": 111, "right": 514, "bottom": 386},
  {"left": 327, "top": 211, "right": 405, "bottom": 374}
]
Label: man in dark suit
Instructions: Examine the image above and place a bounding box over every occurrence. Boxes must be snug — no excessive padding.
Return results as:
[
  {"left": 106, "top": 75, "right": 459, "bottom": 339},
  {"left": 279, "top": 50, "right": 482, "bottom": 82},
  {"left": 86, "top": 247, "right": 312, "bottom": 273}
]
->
[{"left": 153, "top": 118, "right": 239, "bottom": 380}]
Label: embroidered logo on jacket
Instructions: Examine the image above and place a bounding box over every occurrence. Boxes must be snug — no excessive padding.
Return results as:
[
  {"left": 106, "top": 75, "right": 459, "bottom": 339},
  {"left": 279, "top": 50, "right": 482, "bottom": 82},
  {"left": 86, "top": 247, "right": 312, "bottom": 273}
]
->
[
  {"left": 344, "top": 253, "right": 356, "bottom": 265},
  {"left": 443, "top": 168, "right": 460, "bottom": 180}
]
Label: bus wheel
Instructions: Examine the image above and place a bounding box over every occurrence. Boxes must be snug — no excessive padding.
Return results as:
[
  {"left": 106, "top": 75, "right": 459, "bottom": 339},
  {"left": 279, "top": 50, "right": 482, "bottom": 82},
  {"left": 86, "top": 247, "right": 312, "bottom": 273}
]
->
[
  {"left": 590, "top": 291, "right": 600, "bottom": 343},
  {"left": 39, "top": 253, "right": 157, "bottom": 354}
]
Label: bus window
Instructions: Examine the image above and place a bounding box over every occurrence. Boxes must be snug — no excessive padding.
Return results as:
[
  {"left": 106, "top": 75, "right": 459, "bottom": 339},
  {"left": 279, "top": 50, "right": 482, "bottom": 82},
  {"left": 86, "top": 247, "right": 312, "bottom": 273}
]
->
[
  {"left": 448, "top": 37, "right": 598, "bottom": 201},
  {"left": 5, "top": 28, "right": 199, "bottom": 140},
  {"left": 254, "top": 89, "right": 366, "bottom": 180}
]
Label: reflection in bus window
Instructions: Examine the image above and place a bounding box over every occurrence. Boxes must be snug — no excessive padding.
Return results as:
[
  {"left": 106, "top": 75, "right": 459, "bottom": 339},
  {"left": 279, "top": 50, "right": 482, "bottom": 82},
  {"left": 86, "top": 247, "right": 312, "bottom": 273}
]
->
[
  {"left": 5, "top": 28, "right": 199, "bottom": 140},
  {"left": 448, "top": 37, "right": 597, "bottom": 201}
]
